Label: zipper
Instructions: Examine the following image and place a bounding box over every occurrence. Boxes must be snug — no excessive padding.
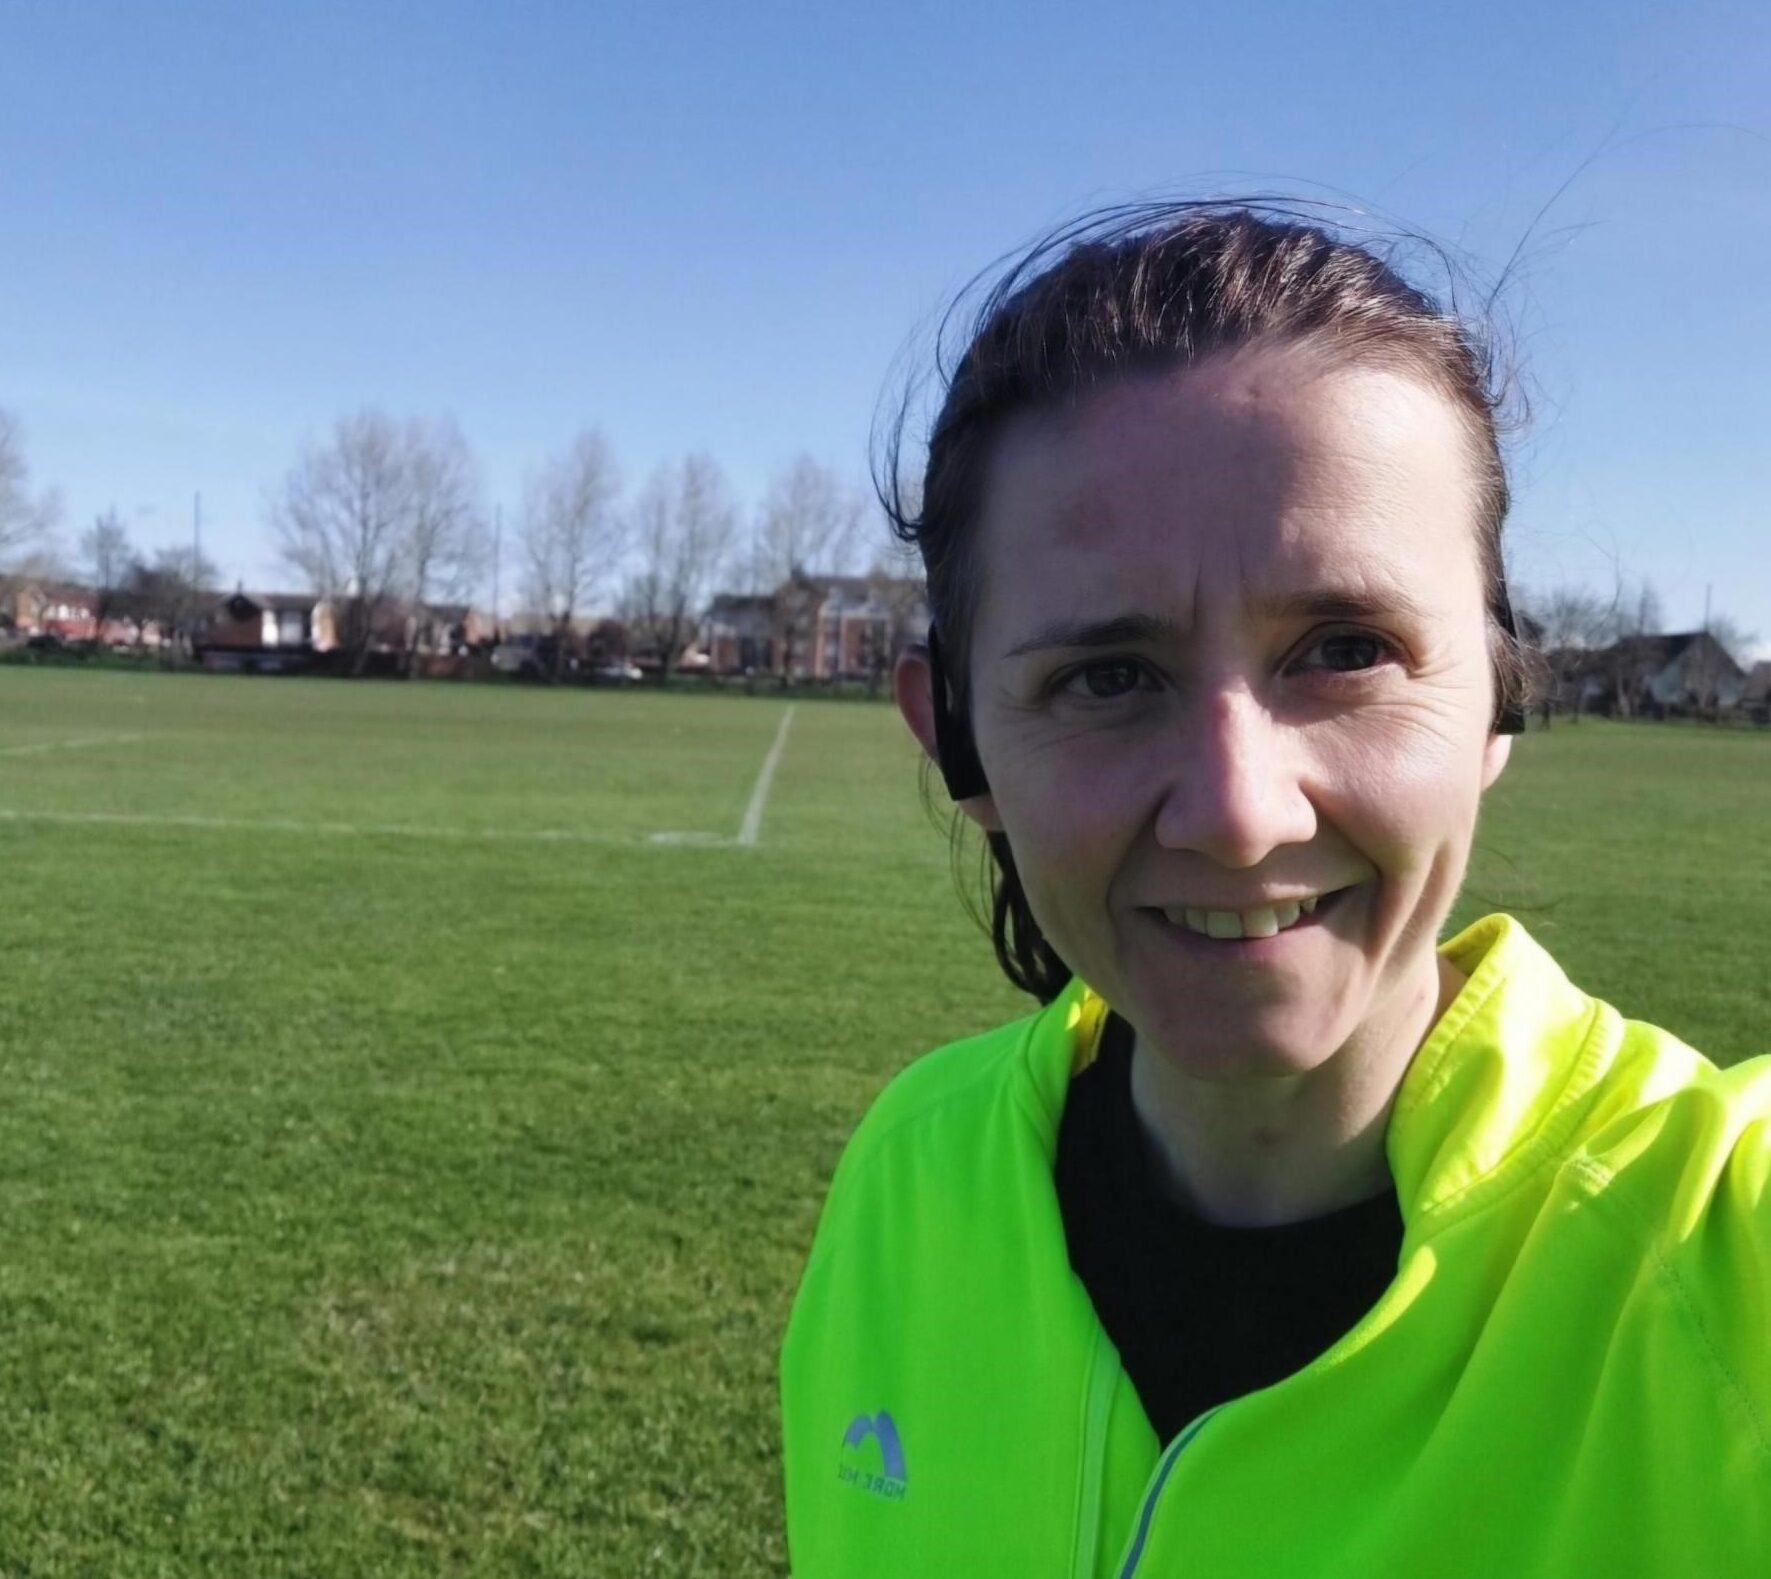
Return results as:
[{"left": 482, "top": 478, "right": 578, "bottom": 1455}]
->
[
  {"left": 1098, "top": 1230, "right": 1424, "bottom": 1577},
  {"left": 1112, "top": 1406, "right": 1222, "bottom": 1579},
  {"left": 1070, "top": 1326, "right": 1122, "bottom": 1578}
]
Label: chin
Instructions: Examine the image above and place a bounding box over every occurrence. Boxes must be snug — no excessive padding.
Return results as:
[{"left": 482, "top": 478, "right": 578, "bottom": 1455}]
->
[{"left": 1127, "top": 999, "right": 1358, "bottom": 1084}]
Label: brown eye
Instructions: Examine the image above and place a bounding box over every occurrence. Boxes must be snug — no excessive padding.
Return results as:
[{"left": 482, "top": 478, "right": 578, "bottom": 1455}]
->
[
  {"left": 1300, "top": 632, "right": 1393, "bottom": 674},
  {"left": 1061, "top": 659, "right": 1148, "bottom": 699}
]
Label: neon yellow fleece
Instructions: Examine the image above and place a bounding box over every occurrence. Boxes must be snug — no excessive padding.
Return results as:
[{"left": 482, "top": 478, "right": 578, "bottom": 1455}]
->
[{"left": 781, "top": 914, "right": 1771, "bottom": 1576}]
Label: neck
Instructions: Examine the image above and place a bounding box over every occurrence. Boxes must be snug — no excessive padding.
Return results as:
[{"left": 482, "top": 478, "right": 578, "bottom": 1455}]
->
[{"left": 1127, "top": 955, "right": 1463, "bottom": 1228}]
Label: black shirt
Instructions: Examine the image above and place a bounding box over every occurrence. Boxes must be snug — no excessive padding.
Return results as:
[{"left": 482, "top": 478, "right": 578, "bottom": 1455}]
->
[{"left": 1054, "top": 1015, "right": 1406, "bottom": 1445}]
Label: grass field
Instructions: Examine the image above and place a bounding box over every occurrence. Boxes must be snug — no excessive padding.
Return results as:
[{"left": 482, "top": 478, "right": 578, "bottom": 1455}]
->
[{"left": 2, "top": 668, "right": 1768, "bottom": 1575}]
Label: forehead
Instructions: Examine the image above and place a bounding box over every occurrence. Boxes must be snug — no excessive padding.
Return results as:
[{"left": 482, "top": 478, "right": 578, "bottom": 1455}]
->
[{"left": 972, "top": 351, "right": 1485, "bottom": 641}]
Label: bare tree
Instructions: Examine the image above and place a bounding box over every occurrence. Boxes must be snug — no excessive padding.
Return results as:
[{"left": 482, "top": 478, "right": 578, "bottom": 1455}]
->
[
  {"left": 1604, "top": 574, "right": 1664, "bottom": 718},
  {"left": 1517, "top": 583, "right": 1612, "bottom": 725},
  {"left": 123, "top": 544, "right": 218, "bottom": 650},
  {"left": 273, "top": 411, "right": 413, "bottom": 675},
  {"left": 520, "top": 430, "right": 622, "bottom": 681},
  {"left": 624, "top": 453, "right": 736, "bottom": 680},
  {"left": 756, "top": 455, "right": 865, "bottom": 681},
  {"left": 78, "top": 510, "right": 134, "bottom": 639},
  {"left": 862, "top": 557, "right": 930, "bottom": 695},
  {"left": 402, "top": 417, "right": 486, "bottom": 672},
  {"left": 1624, "top": 578, "right": 1663, "bottom": 639},
  {"left": 0, "top": 407, "right": 61, "bottom": 567}
]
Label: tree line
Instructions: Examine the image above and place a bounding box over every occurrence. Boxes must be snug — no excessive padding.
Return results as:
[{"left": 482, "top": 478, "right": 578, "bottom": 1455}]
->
[
  {"left": 276, "top": 412, "right": 881, "bottom": 680},
  {"left": 2, "top": 403, "right": 886, "bottom": 679}
]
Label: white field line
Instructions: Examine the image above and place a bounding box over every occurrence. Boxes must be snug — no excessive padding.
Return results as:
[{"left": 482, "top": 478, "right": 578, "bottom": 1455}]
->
[
  {"left": 737, "top": 704, "right": 795, "bottom": 847},
  {"left": 0, "top": 807, "right": 625, "bottom": 847},
  {"left": 0, "top": 732, "right": 145, "bottom": 758},
  {"left": 646, "top": 703, "right": 796, "bottom": 850}
]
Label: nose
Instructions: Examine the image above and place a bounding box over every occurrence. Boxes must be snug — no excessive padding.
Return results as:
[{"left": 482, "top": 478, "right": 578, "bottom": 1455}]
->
[{"left": 1151, "top": 686, "right": 1317, "bottom": 868}]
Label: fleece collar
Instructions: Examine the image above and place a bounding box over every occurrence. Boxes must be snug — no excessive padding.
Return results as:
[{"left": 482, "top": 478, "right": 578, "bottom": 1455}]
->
[{"left": 1021, "top": 915, "right": 1609, "bottom": 1228}]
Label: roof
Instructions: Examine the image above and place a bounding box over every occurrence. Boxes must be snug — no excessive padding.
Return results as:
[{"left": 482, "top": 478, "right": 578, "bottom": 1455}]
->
[
  {"left": 222, "top": 590, "right": 321, "bottom": 615},
  {"left": 707, "top": 592, "right": 774, "bottom": 615},
  {"left": 793, "top": 571, "right": 924, "bottom": 596},
  {"left": 1592, "top": 631, "right": 1745, "bottom": 679},
  {"left": 1609, "top": 632, "right": 1703, "bottom": 666}
]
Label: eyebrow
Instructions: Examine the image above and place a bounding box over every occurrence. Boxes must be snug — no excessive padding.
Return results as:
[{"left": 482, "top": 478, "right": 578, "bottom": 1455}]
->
[
  {"left": 1258, "top": 586, "right": 1432, "bottom": 623},
  {"left": 999, "top": 586, "right": 1429, "bottom": 659},
  {"left": 1002, "top": 613, "right": 1177, "bottom": 659}
]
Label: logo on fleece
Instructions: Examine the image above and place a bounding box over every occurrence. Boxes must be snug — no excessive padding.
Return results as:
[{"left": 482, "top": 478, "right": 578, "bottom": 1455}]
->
[{"left": 838, "top": 1410, "right": 908, "bottom": 1500}]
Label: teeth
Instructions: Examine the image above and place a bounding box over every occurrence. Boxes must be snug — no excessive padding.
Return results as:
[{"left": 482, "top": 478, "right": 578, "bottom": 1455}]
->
[
  {"left": 1241, "top": 906, "right": 1280, "bottom": 939},
  {"left": 1162, "top": 897, "right": 1321, "bottom": 940},
  {"left": 1300, "top": 895, "right": 1318, "bottom": 914}
]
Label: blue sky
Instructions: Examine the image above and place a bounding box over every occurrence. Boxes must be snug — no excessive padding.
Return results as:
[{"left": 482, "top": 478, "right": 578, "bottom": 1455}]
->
[{"left": 3, "top": 0, "right": 1767, "bottom": 648}]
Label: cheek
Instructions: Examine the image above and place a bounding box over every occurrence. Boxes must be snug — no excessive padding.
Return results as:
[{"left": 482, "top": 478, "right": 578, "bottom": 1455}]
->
[
  {"left": 995, "top": 772, "right": 1121, "bottom": 879},
  {"left": 1326, "top": 719, "right": 1489, "bottom": 875},
  {"left": 987, "top": 752, "right": 1141, "bottom": 920}
]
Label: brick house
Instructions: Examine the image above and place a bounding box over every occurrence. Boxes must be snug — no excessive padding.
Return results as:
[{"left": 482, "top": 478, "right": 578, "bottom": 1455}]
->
[
  {"left": 802, "top": 574, "right": 929, "bottom": 681},
  {"left": 197, "top": 591, "right": 338, "bottom": 671},
  {"left": 1, "top": 578, "right": 100, "bottom": 641},
  {"left": 209, "top": 590, "right": 338, "bottom": 651},
  {"left": 702, "top": 593, "right": 777, "bottom": 675},
  {"left": 701, "top": 574, "right": 930, "bottom": 681},
  {"left": 415, "top": 602, "right": 494, "bottom": 653}
]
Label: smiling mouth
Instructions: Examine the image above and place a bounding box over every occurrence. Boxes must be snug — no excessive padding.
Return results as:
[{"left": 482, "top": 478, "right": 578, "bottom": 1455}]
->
[{"left": 1153, "top": 888, "right": 1353, "bottom": 941}]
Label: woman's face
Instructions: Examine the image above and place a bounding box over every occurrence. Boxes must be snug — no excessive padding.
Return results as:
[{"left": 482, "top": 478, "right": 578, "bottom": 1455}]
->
[{"left": 957, "top": 348, "right": 1510, "bottom": 1079}]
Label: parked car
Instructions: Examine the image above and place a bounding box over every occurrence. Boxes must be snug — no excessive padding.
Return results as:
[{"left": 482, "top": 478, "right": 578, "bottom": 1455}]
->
[
  {"left": 595, "top": 662, "right": 643, "bottom": 685},
  {"left": 491, "top": 640, "right": 543, "bottom": 677}
]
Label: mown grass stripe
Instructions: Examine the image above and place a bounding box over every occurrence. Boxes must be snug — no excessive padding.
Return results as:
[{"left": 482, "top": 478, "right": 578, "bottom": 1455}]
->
[
  {"left": 0, "top": 806, "right": 625, "bottom": 845},
  {"left": 0, "top": 730, "right": 144, "bottom": 757}
]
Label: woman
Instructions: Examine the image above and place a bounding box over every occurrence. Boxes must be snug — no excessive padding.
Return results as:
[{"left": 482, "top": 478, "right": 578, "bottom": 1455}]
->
[{"left": 780, "top": 207, "right": 1770, "bottom": 1577}]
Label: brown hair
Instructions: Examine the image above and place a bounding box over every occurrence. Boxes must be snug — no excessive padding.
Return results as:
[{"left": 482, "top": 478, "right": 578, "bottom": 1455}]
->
[{"left": 880, "top": 201, "right": 1530, "bottom": 1003}]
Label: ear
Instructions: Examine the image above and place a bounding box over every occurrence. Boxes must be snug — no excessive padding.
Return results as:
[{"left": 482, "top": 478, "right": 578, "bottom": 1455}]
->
[
  {"left": 893, "top": 645, "right": 1003, "bottom": 832},
  {"left": 1480, "top": 729, "right": 1513, "bottom": 790}
]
